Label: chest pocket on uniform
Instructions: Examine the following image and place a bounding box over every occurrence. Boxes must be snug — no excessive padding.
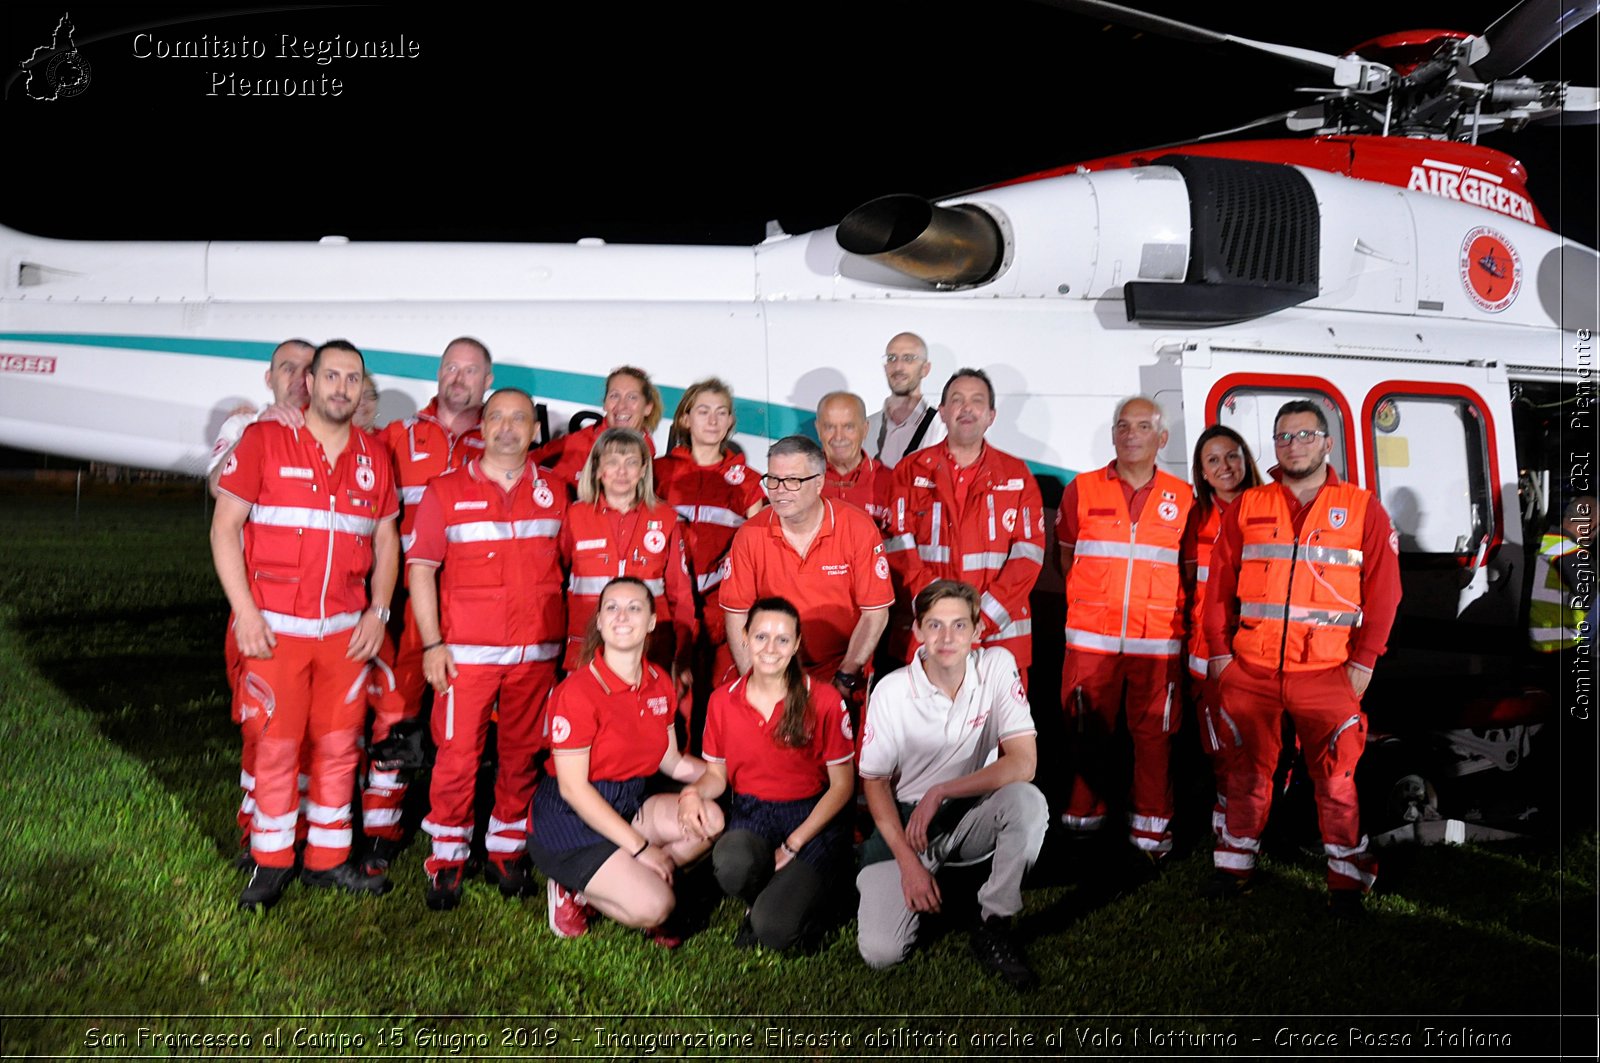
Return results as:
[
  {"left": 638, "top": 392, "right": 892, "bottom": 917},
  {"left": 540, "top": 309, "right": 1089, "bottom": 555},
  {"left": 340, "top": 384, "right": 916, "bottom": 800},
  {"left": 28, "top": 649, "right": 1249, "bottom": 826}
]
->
[{"left": 446, "top": 553, "right": 504, "bottom": 592}]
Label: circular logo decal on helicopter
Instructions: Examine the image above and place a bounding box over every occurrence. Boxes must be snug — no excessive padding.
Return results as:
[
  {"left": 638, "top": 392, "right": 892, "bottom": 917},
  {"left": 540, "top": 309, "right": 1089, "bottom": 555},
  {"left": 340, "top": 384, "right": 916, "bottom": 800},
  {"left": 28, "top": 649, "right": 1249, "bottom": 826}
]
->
[
  {"left": 1459, "top": 226, "right": 1521, "bottom": 313},
  {"left": 643, "top": 529, "right": 667, "bottom": 554}
]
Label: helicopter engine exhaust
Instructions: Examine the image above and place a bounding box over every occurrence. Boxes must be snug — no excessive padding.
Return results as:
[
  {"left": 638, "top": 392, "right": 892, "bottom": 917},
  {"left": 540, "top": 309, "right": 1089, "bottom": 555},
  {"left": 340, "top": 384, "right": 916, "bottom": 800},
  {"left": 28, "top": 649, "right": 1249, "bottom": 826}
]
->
[{"left": 835, "top": 194, "right": 1005, "bottom": 288}]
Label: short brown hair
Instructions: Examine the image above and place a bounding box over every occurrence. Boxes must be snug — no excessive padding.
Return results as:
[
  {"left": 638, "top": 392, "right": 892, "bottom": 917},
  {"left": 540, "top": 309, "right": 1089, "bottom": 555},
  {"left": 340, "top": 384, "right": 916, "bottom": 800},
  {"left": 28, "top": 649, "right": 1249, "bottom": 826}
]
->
[{"left": 913, "top": 579, "right": 982, "bottom": 625}]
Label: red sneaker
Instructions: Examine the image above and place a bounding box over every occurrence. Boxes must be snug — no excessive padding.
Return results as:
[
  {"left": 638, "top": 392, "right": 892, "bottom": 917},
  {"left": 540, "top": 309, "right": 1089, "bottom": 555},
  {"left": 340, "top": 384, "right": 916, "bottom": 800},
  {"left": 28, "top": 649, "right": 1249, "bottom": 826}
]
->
[
  {"left": 546, "top": 879, "right": 590, "bottom": 939},
  {"left": 644, "top": 924, "right": 683, "bottom": 950}
]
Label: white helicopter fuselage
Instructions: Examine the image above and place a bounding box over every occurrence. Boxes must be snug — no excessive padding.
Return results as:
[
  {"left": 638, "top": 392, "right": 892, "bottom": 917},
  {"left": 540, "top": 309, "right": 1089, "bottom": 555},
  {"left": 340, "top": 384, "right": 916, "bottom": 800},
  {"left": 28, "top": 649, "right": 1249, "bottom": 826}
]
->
[{"left": 1, "top": 163, "right": 1592, "bottom": 654}]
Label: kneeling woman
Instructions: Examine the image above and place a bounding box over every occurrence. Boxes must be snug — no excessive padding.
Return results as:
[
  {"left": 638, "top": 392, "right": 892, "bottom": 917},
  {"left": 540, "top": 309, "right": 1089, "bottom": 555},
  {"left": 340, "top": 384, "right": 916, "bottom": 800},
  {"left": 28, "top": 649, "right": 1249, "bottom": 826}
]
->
[
  {"left": 529, "top": 577, "right": 723, "bottom": 940},
  {"left": 678, "top": 597, "right": 855, "bottom": 950}
]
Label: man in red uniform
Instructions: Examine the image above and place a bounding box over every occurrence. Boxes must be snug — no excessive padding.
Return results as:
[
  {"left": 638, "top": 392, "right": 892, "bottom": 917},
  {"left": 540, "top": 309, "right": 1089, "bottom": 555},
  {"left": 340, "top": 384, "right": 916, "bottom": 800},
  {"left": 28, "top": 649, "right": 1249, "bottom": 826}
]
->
[
  {"left": 405, "top": 388, "right": 566, "bottom": 910},
  {"left": 721, "top": 435, "right": 892, "bottom": 699},
  {"left": 205, "top": 338, "right": 315, "bottom": 861},
  {"left": 817, "top": 391, "right": 891, "bottom": 528},
  {"left": 884, "top": 368, "right": 1044, "bottom": 676},
  {"left": 1203, "top": 400, "right": 1401, "bottom": 917},
  {"left": 361, "top": 337, "right": 490, "bottom": 874},
  {"left": 211, "top": 340, "right": 399, "bottom": 911},
  {"left": 1057, "top": 396, "right": 1191, "bottom": 858}
]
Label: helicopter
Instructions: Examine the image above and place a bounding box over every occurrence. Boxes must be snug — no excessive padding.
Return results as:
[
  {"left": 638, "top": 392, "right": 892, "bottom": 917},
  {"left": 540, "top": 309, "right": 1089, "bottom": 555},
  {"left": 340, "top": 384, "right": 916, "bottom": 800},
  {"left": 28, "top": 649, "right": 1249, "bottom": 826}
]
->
[{"left": 0, "top": 0, "right": 1593, "bottom": 837}]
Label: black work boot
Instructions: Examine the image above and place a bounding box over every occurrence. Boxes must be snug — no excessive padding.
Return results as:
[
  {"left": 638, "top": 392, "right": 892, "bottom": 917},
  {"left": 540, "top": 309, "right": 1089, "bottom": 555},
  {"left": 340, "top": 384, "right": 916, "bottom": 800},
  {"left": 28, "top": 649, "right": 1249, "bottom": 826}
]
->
[
  {"left": 425, "top": 864, "right": 465, "bottom": 911},
  {"left": 301, "top": 863, "right": 394, "bottom": 896},
  {"left": 970, "top": 915, "right": 1038, "bottom": 991},
  {"left": 238, "top": 864, "right": 296, "bottom": 912}
]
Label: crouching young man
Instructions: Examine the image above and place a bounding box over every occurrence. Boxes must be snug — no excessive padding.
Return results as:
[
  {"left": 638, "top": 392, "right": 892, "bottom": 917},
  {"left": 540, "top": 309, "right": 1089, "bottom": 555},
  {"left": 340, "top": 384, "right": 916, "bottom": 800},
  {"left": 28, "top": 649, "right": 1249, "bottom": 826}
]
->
[{"left": 855, "top": 579, "right": 1048, "bottom": 989}]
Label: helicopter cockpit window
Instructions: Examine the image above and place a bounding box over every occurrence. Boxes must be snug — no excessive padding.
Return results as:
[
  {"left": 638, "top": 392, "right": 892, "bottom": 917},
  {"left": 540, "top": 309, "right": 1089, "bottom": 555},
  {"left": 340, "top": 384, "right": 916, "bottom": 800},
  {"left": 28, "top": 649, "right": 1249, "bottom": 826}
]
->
[
  {"left": 1369, "top": 394, "right": 1491, "bottom": 558},
  {"left": 1215, "top": 387, "right": 1347, "bottom": 481}
]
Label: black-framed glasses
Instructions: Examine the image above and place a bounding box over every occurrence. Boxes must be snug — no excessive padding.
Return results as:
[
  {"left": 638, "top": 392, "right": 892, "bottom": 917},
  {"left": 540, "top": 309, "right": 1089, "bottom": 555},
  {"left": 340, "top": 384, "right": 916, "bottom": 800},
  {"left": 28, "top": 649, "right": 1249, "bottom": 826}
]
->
[
  {"left": 1272, "top": 429, "right": 1329, "bottom": 445},
  {"left": 760, "top": 473, "right": 823, "bottom": 491}
]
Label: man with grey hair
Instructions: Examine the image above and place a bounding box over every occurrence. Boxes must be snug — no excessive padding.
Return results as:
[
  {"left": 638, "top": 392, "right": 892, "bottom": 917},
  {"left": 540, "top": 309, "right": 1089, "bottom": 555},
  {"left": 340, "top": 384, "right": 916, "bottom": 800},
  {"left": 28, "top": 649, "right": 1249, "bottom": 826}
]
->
[
  {"left": 817, "top": 390, "right": 890, "bottom": 527},
  {"left": 1056, "top": 395, "right": 1192, "bottom": 861},
  {"left": 866, "top": 332, "right": 946, "bottom": 469},
  {"left": 720, "top": 435, "right": 893, "bottom": 698}
]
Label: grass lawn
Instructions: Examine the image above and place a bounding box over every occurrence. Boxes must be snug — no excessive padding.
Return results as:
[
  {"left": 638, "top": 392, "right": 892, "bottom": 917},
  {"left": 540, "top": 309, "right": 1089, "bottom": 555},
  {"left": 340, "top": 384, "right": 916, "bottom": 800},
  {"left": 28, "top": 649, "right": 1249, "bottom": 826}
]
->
[{"left": 0, "top": 483, "right": 1594, "bottom": 1057}]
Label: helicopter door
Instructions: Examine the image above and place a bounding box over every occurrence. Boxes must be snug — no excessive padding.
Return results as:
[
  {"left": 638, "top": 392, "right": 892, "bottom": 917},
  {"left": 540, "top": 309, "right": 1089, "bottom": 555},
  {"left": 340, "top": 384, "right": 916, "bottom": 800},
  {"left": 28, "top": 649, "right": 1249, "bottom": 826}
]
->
[{"left": 1360, "top": 383, "right": 1496, "bottom": 567}]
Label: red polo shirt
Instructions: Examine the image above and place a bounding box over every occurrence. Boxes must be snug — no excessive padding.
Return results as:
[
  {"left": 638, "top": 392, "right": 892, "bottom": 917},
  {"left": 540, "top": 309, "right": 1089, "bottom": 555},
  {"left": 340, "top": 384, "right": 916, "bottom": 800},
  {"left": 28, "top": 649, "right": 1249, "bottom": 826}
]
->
[
  {"left": 546, "top": 655, "right": 676, "bottom": 782},
  {"left": 720, "top": 501, "right": 894, "bottom": 677},
  {"left": 702, "top": 677, "right": 854, "bottom": 801}
]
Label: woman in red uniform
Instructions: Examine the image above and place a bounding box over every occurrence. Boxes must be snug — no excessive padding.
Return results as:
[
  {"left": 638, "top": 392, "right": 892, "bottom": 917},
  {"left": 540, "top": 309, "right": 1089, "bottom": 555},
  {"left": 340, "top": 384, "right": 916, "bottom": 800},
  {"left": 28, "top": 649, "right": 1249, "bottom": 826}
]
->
[
  {"left": 560, "top": 428, "right": 697, "bottom": 695},
  {"left": 529, "top": 577, "right": 723, "bottom": 940},
  {"left": 1182, "top": 425, "right": 1264, "bottom": 834},
  {"left": 653, "top": 379, "right": 766, "bottom": 721},
  {"left": 678, "top": 597, "right": 855, "bottom": 950},
  {"left": 532, "top": 365, "right": 663, "bottom": 488}
]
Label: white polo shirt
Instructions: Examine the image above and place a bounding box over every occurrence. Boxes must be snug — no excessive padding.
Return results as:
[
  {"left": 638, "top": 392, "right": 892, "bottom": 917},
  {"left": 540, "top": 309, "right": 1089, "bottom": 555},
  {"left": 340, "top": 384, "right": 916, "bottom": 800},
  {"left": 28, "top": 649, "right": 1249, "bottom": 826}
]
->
[{"left": 859, "top": 646, "right": 1036, "bottom": 803}]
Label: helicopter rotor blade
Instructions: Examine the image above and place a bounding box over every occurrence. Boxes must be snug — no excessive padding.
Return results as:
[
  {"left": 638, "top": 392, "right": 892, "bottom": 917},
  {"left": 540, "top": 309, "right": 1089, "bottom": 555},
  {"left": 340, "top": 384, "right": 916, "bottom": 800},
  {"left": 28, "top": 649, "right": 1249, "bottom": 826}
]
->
[
  {"left": 1475, "top": 0, "right": 1600, "bottom": 80},
  {"left": 1032, "top": 0, "right": 1392, "bottom": 90}
]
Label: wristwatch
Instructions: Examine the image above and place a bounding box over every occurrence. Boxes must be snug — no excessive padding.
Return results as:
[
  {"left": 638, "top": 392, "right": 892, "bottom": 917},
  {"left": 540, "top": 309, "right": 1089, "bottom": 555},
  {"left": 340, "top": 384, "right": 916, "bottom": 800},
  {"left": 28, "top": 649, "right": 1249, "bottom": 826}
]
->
[{"left": 832, "top": 669, "right": 865, "bottom": 694}]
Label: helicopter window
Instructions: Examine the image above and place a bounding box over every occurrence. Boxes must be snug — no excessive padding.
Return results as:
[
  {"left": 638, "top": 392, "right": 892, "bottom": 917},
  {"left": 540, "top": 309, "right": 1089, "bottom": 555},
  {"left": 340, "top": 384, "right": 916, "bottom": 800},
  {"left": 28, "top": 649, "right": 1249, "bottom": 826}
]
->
[
  {"left": 1214, "top": 386, "right": 1348, "bottom": 481},
  {"left": 1368, "top": 392, "right": 1492, "bottom": 558}
]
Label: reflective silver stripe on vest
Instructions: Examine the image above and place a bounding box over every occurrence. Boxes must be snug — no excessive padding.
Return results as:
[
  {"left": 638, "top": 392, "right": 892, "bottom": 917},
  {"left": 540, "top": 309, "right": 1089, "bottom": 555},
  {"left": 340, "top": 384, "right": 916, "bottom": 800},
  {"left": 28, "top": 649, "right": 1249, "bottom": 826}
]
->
[
  {"left": 1011, "top": 541, "right": 1046, "bottom": 564},
  {"left": 676, "top": 504, "right": 744, "bottom": 529},
  {"left": 979, "top": 591, "right": 1011, "bottom": 630},
  {"left": 250, "top": 505, "right": 378, "bottom": 537},
  {"left": 697, "top": 569, "right": 724, "bottom": 593},
  {"left": 400, "top": 486, "right": 427, "bottom": 505},
  {"left": 1195, "top": 565, "right": 1209, "bottom": 584},
  {"left": 568, "top": 575, "right": 612, "bottom": 595},
  {"left": 1063, "top": 627, "right": 1181, "bottom": 656},
  {"left": 400, "top": 532, "right": 417, "bottom": 554},
  {"left": 1240, "top": 543, "right": 1363, "bottom": 566},
  {"left": 989, "top": 617, "right": 1032, "bottom": 641},
  {"left": 882, "top": 533, "right": 915, "bottom": 554},
  {"left": 918, "top": 545, "right": 951, "bottom": 563},
  {"left": 1238, "top": 602, "right": 1362, "bottom": 627},
  {"left": 643, "top": 578, "right": 666, "bottom": 595},
  {"left": 260, "top": 609, "right": 363, "bottom": 637},
  {"left": 1072, "top": 539, "right": 1180, "bottom": 565},
  {"left": 445, "top": 519, "right": 562, "bottom": 544},
  {"left": 447, "top": 642, "right": 563, "bottom": 666},
  {"left": 963, "top": 551, "right": 1009, "bottom": 571}
]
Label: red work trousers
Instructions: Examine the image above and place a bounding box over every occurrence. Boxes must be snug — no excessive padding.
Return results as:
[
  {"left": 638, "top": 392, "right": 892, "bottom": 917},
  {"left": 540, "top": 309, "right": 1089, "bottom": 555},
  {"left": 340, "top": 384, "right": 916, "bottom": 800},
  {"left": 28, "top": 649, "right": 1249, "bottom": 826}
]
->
[
  {"left": 228, "top": 618, "right": 310, "bottom": 845},
  {"left": 362, "top": 597, "right": 428, "bottom": 841},
  {"left": 237, "top": 634, "right": 369, "bottom": 871},
  {"left": 1061, "top": 650, "right": 1180, "bottom": 852},
  {"left": 421, "top": 660, "right": 557, "bottom": 876},
  {"left": 1192, "top": 674, "right": 1239, "bottom": 837},
  {"left": 1212, "top": 658, "right": 1376, "bottom": 893}
]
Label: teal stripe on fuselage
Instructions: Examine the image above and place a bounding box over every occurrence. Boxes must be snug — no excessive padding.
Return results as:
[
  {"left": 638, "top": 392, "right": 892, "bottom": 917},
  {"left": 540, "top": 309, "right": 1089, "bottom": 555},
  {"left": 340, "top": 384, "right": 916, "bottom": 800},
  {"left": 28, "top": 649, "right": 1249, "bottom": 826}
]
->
[{"left": 0, "top": 331, "right": 1074, "bottom": 480}]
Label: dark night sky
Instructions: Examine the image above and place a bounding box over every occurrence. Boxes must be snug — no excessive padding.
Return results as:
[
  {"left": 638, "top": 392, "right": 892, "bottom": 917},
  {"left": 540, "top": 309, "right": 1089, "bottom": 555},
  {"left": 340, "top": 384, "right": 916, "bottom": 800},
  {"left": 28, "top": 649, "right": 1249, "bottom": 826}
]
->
[{"left": 3, "top": 1, "right": 1596, "bottom": 246}]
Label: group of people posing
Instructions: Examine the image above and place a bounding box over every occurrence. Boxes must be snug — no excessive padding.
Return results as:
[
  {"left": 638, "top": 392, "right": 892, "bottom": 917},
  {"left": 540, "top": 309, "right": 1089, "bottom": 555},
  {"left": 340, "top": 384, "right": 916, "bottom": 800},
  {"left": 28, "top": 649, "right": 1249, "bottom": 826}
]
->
[{"left": 207, "top": 329, "right": 1401, "bottom": 990}]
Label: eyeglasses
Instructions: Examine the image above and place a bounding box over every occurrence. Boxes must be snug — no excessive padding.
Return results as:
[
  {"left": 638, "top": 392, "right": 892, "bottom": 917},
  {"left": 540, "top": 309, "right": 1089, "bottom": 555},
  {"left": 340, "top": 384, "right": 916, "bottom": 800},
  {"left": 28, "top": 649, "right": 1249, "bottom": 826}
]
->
[
  {"left": 883, "top": 353, "right": 924, "bottom": 365},
  {"left": 1272, "top": 429, "right": 1329, "bottom": 445},
  {"left": 760, "top": 473, "right": 823, "bottom": 492}
]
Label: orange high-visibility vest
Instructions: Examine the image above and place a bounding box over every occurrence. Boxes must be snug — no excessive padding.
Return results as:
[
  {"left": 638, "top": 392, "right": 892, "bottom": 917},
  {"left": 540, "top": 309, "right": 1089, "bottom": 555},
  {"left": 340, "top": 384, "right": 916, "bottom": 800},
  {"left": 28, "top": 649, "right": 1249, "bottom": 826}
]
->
[
  {"left": 1064, "top": 468, "right": 1190, "bottom": 657},
  {"left": 1231, "top": 482, "right": 1369, "bottom": 671}
]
